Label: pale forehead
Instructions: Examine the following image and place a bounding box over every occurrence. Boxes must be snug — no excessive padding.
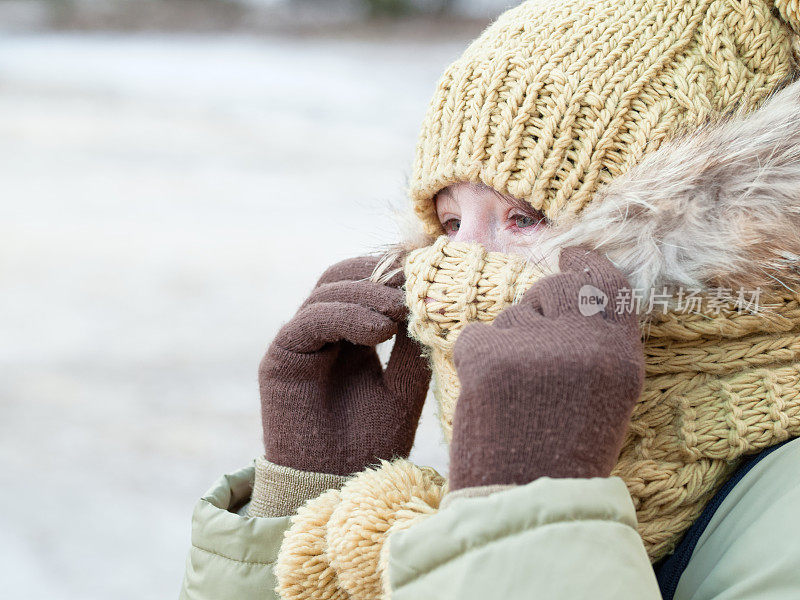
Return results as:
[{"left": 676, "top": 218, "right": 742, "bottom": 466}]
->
[
  {"left": 437, "top": 182, "right": 533, "bottom": 213},
  {"left": 437, "top": 182, "right": 499, "bottom": 202}
]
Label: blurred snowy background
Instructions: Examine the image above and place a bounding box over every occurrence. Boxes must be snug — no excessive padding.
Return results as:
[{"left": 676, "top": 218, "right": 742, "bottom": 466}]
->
[{"left": 0, "top": 0, "right": 512, "bottom": 598}]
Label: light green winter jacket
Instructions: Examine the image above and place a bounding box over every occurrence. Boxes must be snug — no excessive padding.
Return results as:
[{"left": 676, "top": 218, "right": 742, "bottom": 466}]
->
[{"left": 180, "top": 436, "right": 800, "bottom": 599}]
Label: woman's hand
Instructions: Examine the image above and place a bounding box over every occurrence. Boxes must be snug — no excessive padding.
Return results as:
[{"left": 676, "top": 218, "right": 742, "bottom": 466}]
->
[
  {"left": 449, "top": 247, "right": 644, "bottom": 491},
  {"left": 259, "top": 255, "right": 431, "bottom": 476}
]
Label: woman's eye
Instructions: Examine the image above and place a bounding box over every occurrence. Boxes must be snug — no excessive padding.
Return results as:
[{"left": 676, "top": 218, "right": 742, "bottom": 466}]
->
[
  {"left": 513, "top": 214, "right": 538, "bottom": 228},
  {"left": 443, "top": 218, "right": 461, "bottom": 234}
]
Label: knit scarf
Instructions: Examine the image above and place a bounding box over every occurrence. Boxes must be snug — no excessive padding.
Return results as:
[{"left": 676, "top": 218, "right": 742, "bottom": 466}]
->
[
  {"left": 273, "top": 237, "right": 800, "bottom": 600},
  {"left": 405, "top": 237, "right": 800, "bottom": 562}
]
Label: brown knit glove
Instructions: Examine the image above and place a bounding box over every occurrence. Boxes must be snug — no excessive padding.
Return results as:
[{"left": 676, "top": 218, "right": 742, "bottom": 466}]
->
[
  {"left": 449, "top": 247, "right": 644, "bottom": 491},
  {"left": 260, "top": 255, "right": 431, "bottom": 476}
]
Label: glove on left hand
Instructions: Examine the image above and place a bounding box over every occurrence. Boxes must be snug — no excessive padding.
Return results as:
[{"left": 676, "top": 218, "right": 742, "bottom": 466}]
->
[
  {"left": 260, "top": 255, "right": 432, "bottom": 476},
  {"left": 449, "top": 247, "right": 645, "bottom": 491}
]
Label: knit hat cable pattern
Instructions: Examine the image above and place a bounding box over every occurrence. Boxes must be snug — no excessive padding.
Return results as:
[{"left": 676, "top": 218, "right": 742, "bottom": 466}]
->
[{"left": 411, "top": 0, "right": 800, "bottom": 236}]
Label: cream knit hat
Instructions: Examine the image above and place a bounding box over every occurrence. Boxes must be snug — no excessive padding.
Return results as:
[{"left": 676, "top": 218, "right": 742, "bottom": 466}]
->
[{"left": 410, "top": 0, "right": 800, "bottom": 236}]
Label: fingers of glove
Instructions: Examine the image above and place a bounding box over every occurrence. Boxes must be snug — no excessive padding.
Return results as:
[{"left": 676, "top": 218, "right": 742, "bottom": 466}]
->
[
  {"left": 519, "top": 271, "right": 591, "bottom": 319},
  {"left": 519, "top": 247, "right": 637, "bottom": 326},
  {"left": 315, "top": 255, "right": 382, "bottom": 287},
  {"left": 301, "top": 280, "right": 407, "bottom": 321},
  {"left": 383, "top": 321, "right": 432, "bottom": 410},
  {"left": 557, "top": 246, "right": 637, "bottom": 326},
  {"left": 274, "top": 302, "right": 398, "bottom": 353},
  {"left": 492, "top": 297, "right": 546, "bottom": 329}
]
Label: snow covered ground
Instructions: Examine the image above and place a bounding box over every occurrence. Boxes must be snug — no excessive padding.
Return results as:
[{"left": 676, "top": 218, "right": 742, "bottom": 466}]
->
[{"left": 0, "top": 32, "right": 465, "bottom": 599}]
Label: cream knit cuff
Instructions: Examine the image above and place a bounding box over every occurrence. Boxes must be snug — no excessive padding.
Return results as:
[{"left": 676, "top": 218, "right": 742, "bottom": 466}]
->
[
  {"left": 441, "top": 483, "right": 516, "bottom": 510},
  {"left": 247, "top": 456, "right": 350, "bottom": 518}
]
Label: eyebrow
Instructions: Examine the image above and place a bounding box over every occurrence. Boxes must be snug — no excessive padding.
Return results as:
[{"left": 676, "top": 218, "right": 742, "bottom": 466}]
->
[
  {"left": 492, "top": 188, "right": 544, "bottom": 215},
  {"left": 436, "top": 184, "right": 544, "bottom": 217}
]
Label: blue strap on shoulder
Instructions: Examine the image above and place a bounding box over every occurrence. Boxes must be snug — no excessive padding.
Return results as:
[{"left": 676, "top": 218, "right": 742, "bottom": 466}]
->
[{"left": 653, "top": 439, "right": 793, "bottom": 599}]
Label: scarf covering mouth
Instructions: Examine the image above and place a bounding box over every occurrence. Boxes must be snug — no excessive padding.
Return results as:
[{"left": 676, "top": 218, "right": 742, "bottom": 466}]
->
[
  {"left": 405, "top": 236, "right": 800, "bottom": 562},
  {"left": 274, "top": 82, "right": 800, "bottom": 600},
  {"left": 402, "top": 82, "right": 800, "bottom": 561}
]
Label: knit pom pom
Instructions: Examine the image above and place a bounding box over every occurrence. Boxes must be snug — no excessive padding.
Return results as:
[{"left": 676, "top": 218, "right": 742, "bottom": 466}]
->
[
  {"left": 378, "top": 509, "right": 429, "bottom": 600},
  {"left": 775, "top": 0, "right": 800, "bottom": 34},
  {"left": 326, "top": 460, "right": 445, "bottom": 600},
  {"left": 274, "top": 488, "right": 349, "bottom": 600}
]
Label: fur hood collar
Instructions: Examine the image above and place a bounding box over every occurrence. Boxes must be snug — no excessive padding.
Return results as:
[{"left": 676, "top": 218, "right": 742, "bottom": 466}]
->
[
  {"left": 395, "top": 80, "right": 800, "bottom": 307},
  {"left": 533, "top": 79, "right": 800, "bottom": 300}
]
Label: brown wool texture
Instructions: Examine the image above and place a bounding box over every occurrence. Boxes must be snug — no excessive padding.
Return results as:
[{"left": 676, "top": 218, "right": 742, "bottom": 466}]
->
[
  {"left": 447, "top": 247, "right": 646, "bottom": 490},
  {"left": 260, "top": 256, "right": 430, "bottom": 477}
]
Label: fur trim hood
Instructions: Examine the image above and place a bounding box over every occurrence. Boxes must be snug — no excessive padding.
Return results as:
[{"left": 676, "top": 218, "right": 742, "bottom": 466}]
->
[
  {"left": 533, "top": 79, "right": 800, "bottom": 301},
  {"left": 391, "top": 80, "right": 800, "bottom": 306}
]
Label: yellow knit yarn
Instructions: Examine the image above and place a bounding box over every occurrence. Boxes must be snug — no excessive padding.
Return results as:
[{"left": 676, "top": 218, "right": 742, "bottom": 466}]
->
[
  {"left": 404, "top": 238, "right": 800, "bottom": 562},
  {"left": 405, "top": 237, "right": 552, "bottom": 439},
  {"left": 410, "top": 0, "right": 800, "bottom": 236},
  {"left": 274, "top": 237, "right": 800, "bottom": 598},
  {"left": 274, "top": 488, "right": 350, "bottom": 600},
  {"left": 276, "top": 460, "right": 445, "bottom": 600}
]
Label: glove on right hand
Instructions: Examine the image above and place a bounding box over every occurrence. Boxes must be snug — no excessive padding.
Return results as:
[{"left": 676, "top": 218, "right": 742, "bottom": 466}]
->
[
  {"left": 260, "top": 255, "right": 431, "bottom": 477},
  {"left": 449, "top": 247, "right": 645, "bottom": 491}
]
